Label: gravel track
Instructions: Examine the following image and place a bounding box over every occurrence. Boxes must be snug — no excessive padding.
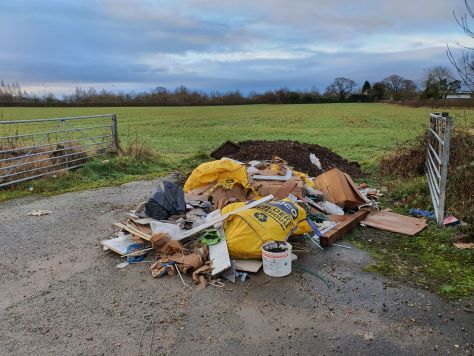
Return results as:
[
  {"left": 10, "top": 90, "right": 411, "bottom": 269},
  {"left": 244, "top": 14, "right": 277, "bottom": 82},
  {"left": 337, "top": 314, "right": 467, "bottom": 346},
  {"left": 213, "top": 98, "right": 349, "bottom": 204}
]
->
[{"left": 0, "top": 178, "right": 472, "bottom": 355}]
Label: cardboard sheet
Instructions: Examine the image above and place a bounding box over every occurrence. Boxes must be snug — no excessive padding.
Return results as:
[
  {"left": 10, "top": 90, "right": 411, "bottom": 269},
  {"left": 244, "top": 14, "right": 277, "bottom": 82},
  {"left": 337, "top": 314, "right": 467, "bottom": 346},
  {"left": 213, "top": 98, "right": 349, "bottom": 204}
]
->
[
  {"left": 209, "top": 184, "right": 249, "bottom": 210},
  {"left": 251, "top": 177, "right": 303, "bottom": 199},
  {"left": 361, "top": 210, "right": 427, "bottom": 236},
  {"left": 313, "top": 168, "right": 365, "bottom": 209},
  {"left": 233, "top": 259, "right": 263, "bottom": 273}
]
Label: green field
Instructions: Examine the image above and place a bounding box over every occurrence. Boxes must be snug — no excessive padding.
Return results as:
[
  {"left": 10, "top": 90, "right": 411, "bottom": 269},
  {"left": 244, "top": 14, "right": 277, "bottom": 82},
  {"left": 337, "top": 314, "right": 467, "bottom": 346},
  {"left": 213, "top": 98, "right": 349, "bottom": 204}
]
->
[{"left": 2, "top": 104, "right": 473, "bottom": 171}]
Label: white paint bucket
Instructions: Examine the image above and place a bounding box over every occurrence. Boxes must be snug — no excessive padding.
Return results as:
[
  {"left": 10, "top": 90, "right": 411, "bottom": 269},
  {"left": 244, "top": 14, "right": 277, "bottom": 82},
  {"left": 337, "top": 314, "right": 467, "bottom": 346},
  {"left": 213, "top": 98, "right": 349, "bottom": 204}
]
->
[{"left": 261, "top": 241, "right": 292, "bottom": 277}]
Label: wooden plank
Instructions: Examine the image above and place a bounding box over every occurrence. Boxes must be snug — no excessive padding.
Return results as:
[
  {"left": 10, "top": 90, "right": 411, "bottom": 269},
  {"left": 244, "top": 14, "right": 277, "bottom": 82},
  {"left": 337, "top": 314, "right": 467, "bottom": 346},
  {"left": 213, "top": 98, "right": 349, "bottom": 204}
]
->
[
  {"left": 178, "top": 195, "right": 274, "bottom": 240},
  {"left": 209, "top": 227, "right": 232, "bottom": 276},
  {"left": 320, "top": 210, "right": 370, "bottom": 246},
  {"left": 130, "top": 217, "right": 158, "bottom": 225},
  {"left": 114, "top": 223, "right": 151, "bottom": 241}
]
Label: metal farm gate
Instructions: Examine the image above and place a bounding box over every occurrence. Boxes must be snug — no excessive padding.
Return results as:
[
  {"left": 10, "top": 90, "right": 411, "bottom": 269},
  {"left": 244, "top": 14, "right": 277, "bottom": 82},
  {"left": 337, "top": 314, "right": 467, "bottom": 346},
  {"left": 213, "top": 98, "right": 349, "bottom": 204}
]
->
[
  {"left": 427, "top": 112, "right": 452, "bottom": 225},
  {"left": 0, "top": 114, "right": 119, "bottom": 188}
]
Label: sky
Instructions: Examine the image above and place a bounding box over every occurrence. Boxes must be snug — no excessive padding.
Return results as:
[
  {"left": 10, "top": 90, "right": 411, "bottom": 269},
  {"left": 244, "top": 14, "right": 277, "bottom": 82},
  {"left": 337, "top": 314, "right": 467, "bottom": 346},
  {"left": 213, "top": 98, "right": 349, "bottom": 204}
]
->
[{"left": 0, "top": 0, "right": 470, "bottom": 96}]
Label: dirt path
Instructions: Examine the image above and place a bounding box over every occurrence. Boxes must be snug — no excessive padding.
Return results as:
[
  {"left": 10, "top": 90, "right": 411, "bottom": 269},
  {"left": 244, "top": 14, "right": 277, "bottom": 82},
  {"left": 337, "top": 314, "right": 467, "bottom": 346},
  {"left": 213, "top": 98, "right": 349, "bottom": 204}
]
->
[{"left": 0, "top": 178, "right": 472, "bottom": 355}]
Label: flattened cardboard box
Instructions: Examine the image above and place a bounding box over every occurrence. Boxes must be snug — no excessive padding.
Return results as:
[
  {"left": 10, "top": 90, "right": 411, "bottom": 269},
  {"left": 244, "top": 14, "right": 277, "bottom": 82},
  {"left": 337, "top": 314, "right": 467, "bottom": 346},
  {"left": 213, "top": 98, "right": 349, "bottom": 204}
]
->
[
  {"left": 251, "top": 176, "right": 304, "bottom": 198},
  {"left": 313, "top": 168, "right": 365, "bottom": 209}
]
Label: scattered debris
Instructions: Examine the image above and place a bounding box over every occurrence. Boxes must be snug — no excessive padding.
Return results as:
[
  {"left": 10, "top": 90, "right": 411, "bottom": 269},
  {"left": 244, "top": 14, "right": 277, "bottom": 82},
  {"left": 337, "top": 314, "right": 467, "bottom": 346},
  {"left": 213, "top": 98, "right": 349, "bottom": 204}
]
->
[
  {"left": 453, "top": 242, "right": 474, "bottom": 249},
  {"left": 116, "top": 261, "right": 129, "bottom": 269},
  {"left": 27, "top": 210, "right": 52, "bottom": 216},
  {"left": 443, "top": 215, "right": 460, "bottom": 227},
  {"left": 309, "top": 153, "right": 323, "bottom": 171},
  {"left": 409, "top": 208, "right": 435, "bottom": 220}
]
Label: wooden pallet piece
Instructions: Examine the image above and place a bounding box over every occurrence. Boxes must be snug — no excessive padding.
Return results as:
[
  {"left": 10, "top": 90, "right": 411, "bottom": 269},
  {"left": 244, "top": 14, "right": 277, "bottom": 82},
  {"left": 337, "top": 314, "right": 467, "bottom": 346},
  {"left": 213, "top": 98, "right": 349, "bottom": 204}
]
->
[{"left": 319, "top": 210, "right": 370, "bottom": 246}]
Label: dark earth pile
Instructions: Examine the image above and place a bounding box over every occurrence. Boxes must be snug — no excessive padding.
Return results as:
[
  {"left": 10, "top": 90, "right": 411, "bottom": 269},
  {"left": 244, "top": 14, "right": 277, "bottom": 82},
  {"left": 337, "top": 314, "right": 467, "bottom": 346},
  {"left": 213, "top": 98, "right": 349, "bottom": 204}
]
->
[{"left": 227, "top": 140, "right": 364, "bottom": 177}]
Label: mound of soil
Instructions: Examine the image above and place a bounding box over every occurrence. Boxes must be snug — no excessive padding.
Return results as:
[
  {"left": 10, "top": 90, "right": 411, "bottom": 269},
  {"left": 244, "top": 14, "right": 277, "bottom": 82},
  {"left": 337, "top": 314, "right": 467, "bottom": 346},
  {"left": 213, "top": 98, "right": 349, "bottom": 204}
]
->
[{"left": 227, "top": 140, "right": 364, "bottom": 177}]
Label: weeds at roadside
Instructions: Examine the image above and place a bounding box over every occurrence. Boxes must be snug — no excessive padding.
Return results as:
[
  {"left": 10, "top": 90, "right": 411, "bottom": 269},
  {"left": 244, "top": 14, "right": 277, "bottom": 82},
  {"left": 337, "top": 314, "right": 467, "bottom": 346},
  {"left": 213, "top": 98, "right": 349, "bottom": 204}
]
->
[{"left": 124, "top": 135, "right": 157, "bottom": 162}]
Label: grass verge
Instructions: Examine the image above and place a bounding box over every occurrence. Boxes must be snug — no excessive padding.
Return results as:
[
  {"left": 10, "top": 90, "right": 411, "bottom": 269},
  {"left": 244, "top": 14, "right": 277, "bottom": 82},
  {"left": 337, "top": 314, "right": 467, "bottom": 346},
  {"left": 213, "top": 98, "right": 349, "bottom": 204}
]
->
[
  {"left": 0, "top": 127, "right": 213, "bottom": 202},
  {"left": 0, "top": 151, "right": 211, "bottom": 202},
  {"left": 349, "top": 164, "right": 474, "bottom": 298},
  {"left": 348, "top": 224, "right": 474, "bottom": 298},
  {"left": 0, "top": 155, "right": 171, "bottom": 201}
]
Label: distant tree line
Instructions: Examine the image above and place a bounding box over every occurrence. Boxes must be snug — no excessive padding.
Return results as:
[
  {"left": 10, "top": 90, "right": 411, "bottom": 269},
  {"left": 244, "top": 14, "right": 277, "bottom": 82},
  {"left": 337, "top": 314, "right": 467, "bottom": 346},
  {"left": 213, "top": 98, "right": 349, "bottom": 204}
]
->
[{"left": 0, "top": 65, "right": 469, "bottom": 107}]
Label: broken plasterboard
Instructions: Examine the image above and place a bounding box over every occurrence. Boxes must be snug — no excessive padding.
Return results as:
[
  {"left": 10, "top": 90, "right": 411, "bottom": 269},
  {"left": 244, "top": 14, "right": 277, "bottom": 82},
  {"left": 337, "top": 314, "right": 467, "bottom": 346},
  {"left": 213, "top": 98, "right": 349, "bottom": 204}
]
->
[
  {"left": 101, "top": 234, "right": 135, "bottom": 256},
  {"left": 209, "top": 227, "right": 232, "bottom": 276}
]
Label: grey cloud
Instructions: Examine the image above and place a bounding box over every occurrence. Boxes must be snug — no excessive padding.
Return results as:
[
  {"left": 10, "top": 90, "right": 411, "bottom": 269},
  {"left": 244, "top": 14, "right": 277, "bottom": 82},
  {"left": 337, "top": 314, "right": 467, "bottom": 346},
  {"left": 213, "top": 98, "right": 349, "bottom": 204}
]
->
[{"left": 0, "top": 0, "right": 467, "bottom": 95}]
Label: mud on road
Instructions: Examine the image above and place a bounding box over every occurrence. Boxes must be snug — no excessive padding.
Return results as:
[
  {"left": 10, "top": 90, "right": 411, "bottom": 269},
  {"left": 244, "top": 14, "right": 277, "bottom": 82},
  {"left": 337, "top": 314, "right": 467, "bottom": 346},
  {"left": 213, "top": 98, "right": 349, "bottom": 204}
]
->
[{"left": 0, "top": 178, "right": 472, "bottom": 355}]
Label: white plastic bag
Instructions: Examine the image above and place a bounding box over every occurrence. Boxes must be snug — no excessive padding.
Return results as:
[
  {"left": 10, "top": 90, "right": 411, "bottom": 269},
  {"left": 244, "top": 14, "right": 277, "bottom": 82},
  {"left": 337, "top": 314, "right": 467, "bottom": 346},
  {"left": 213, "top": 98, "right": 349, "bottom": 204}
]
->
[{"left": 315, "top": 201, "right": 344, "bottom": 216}]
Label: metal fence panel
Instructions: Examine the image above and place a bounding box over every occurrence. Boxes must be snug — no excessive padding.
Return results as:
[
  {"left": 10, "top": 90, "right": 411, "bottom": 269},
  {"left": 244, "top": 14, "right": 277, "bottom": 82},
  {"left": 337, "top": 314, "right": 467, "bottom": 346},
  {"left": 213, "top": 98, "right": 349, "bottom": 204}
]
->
[
  {"left": 0, "top": 114, "right": 119, "bottom": 188},
  {"left": 427, "top": 112, "right": 452, "bottom": 225}
]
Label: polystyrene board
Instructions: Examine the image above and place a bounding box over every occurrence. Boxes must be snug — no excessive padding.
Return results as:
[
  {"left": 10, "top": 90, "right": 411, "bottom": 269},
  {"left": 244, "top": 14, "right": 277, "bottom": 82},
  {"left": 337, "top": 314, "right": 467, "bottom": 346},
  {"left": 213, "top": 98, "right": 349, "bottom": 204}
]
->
[{"left": 101, "top": 234, "right": 135, "bottom": 256}]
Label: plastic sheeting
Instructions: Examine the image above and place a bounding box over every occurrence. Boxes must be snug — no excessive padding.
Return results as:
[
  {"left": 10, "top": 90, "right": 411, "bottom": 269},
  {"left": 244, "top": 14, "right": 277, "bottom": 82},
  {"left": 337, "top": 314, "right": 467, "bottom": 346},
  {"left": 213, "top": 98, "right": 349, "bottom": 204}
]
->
[{"left": 145, "top": 181, "right": 186, "bottom": 220}]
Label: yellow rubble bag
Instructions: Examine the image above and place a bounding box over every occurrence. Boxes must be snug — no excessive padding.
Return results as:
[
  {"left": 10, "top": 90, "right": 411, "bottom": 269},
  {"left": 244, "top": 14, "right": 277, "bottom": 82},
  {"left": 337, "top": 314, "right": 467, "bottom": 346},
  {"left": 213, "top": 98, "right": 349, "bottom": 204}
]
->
[
  {"left": 183, "top": 159, "right": 249, "bottom": 193},
  {"left": 222, "top": 199, "right": 309, "bottom": 259}
]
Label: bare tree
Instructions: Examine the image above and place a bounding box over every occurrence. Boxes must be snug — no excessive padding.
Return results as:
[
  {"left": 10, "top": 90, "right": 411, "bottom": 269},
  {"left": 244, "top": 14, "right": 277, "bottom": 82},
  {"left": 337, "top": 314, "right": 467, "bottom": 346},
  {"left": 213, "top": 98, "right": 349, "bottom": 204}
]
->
[
  {"left": 326, "top": 77, "right": 357, "bottom": 100},
  {"left": 382, "top": 75, "right": 405, "bottom": 100},
  {"left": 382, "top": 75, "right": 417, "bottom": 100},
  {"left": 448, "top": 0, "right": 474, "bottom": 91},
  {"left": 401, "top": 79, "right": 418, "bottom": 99},
  {"left": 423, "top": 66, "right": 461, "bottom": 98}
]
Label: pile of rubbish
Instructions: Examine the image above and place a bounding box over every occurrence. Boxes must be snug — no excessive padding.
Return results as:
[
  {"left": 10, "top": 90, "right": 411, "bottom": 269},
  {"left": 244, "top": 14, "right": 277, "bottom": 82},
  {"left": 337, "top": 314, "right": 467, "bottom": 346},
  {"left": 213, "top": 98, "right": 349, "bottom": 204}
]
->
[{"left": 101, "top": 142, "right": 429, "bottom": 290}]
